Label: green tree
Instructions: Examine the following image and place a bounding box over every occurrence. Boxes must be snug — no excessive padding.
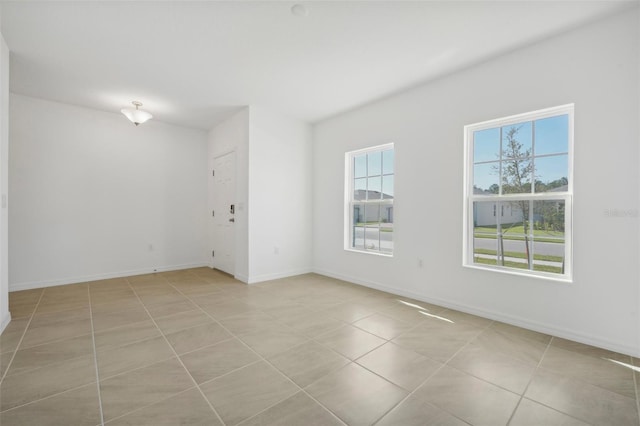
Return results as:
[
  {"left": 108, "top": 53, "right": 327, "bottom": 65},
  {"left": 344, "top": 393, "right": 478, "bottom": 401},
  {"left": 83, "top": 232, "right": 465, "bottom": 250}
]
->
[
  {"left": 534, "top": 200, "right": 565, "bottom": 233},
  {"left": 494, "top": 126, "right": 533, "bottom": 267},
  {"left": 534, "top": 176, "right": 567, "bottom": 235}
]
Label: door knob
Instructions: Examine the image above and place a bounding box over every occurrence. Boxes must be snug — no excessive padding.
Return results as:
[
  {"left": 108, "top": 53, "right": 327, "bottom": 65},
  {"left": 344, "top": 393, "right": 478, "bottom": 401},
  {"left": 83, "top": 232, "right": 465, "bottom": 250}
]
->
[{"left": 229, "top": 218, "right": 235, "bottom": 222}]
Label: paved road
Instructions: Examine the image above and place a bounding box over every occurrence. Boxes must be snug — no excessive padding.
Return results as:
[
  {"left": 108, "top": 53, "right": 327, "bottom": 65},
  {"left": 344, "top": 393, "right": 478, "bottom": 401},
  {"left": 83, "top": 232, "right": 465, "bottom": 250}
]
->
[
  {"left": 353, "top": 227, "right": 392, "bottom": 251},
  {"left": 351, "top": 229, "right": 564, "bottom": 258},
  {"left": 474, "top": 237, "right": 564, "bottom": 257}
]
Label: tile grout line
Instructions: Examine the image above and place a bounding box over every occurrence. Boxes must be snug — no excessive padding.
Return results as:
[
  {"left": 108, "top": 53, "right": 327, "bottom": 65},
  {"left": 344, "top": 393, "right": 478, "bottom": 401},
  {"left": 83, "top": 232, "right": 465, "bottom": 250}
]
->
[
  {"left": 75, "top": 352, "right": 173, "bottom": 387},
  {"left": 306, "top": 321, "right": 421, "bottom": 390},
  {"left": 1, "top": 289, "right": 110, "bottom": 417},
  {"left": 3, "top": 276, "right": 481, "bottom": 423},
  {"left": 195, "top": 358, "right": 262, "bottom": 387},
  {"left": 165, "top": 274, "right": 319, "bottom": 423},
  {"left": 0, "top": 288, "right": 45, "bottom": 386},
  {"left": 87, "top": 285, "right": 106, "bottom": 426},
  {"left": 7, "top": 329, "right": 93, "bottom": 352},
  {"left": 219, "top": 284, "right": 477, "bottom": 425},
  {"left": 303, "top": 299, "right": 431, "bottom": 366},
  {"left": 372, "top": 319, "right": 494, "bottom": 426},
  {"left": 124, "top": 276, "right": 227, "bottom": 426},
  {"left": 207, "top": 275, "right": 484, "bottom": 425},
  {"left": 6, "top": 271, "right": 638, "bottom": 425},
  {"left": 0, "top": 380, "right": 101, "bottom": 414},
  {"left": 164, "top": 273, "right": 349, "bottom": 426},
  {"left": 100, "top": 386, "right": 197, "bottom": 425},
  {"left": 0, "top": 290, "right": 112, "bottom": 415},
  {"left": 435, "top": 325, "right": 547, "bottom": 397},
  {"left": 208, "top": 276, "right": 390, "bottom": 425},
  {"left": 525, "top": 346, "right": 616, "bottom": 425},
  {"left": 504, "top": 336, "right": 554, "bottom": 426},
  {"left": 510, "top": 337, "right": 636, "bottom": 426},
  {"left": 3, "top": 351, "right": 93, "bottom": 381},
  {"left": 211, "top": 280, "right": 640, "bottom": 423}
]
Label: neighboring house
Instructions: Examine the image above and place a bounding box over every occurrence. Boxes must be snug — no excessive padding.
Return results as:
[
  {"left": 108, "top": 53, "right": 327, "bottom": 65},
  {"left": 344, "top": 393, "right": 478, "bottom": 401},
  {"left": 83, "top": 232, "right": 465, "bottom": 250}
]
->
[
  {"left": 472, "top": 187, "right": 522, "bottom": 227},
  {"left": 548, "top": 184, "right": 568, "bottom": 192},
  {"left": 474, "top": 185, "right": 567, "bottom": 228},
  {"left": 353, "top": 190, "right": 393, "bottom": 224}
]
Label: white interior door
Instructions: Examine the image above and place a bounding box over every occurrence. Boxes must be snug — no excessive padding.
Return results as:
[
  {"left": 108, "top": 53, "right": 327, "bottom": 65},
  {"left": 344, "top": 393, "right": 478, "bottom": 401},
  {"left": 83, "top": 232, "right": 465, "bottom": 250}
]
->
[{"left": 211, "top": 152, "right": 236, "bottom": 275}]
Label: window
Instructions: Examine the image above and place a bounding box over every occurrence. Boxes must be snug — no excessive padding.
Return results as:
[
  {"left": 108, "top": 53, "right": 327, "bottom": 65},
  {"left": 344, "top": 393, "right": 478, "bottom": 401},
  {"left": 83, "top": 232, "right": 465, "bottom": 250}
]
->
[
  {"left": 463, "top": 105, "right": 573, "bottom": 281},
  {"left": 345, "top": 143, "right": 394, "bottom": 255}
]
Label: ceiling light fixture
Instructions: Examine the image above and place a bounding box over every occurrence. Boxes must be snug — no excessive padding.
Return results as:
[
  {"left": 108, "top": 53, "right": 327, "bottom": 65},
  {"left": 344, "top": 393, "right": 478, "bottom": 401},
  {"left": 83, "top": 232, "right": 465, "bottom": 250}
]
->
[
  {"left": 121, "top": 101, "right": 152, "bottom": 126},
  {"left": 291, "top": 4, "right": 308, "bottom": 17}
]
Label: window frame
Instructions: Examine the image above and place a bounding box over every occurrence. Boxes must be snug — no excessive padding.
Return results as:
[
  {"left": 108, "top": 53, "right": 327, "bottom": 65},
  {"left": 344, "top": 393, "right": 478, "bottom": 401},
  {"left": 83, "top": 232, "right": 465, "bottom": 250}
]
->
[
  {"left": 463, "top": 104, "right": 574, "bottom": 282},
  {"left": 344, "top": 143, "right": 395, "bottom": 257}
]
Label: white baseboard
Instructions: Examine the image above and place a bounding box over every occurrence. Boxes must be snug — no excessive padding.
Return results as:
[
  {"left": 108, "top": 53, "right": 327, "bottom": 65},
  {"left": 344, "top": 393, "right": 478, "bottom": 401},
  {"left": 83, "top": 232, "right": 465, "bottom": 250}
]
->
[
  {"left": 9, "top": 262, "right": 210, "bottom": 292},
  {"left": 234, "top": 273, "right": 249, "bottom": 283},
  {"left": 246, "top": 267, "right": 313, "bottom": 284},
  {"left": 1, "top": 311, "right": 11, "bottom": 334},
  {"left": 313, "top": 267, "right": 640, "bottom": 358}
]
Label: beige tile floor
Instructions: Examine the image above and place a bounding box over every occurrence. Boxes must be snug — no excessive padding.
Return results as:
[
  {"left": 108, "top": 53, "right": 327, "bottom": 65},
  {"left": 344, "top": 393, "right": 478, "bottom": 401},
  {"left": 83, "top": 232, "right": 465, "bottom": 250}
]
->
[{"left": 0, "top": 268, "right": 638, "bottom": 425}]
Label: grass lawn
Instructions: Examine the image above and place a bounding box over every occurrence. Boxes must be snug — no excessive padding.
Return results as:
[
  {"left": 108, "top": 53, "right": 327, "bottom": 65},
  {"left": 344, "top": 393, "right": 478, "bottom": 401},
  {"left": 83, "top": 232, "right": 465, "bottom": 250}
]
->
[
  {"left": 474, "top": 224, "right": 563, "bottom": 243},
  {"left": 356, "top": 222, "right": 394, "bottom": 232},
  {"left": 474, "top": 256, "right": 562, "bottom": 274},
  {"left": 473, "top": 248, "right": 563, "bottom": 263}
]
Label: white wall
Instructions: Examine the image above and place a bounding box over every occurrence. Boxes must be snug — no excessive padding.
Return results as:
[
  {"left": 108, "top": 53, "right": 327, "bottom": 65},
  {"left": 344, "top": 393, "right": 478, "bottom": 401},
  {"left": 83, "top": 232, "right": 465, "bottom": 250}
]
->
[
  {"left": 9, "top": 95, "right": 209, "bottom": 290},
  {"left": 248, "top": 106, "right": 312, "bottom": 283},
  {"left": 207, "top": 108, "right": 250, "bottom": 281},
  {"left": 208, "top": 107, "right": 312, "bottom": 284},
  {"left": 313, "top": 10, "right": 640, "bottom": 356},
  {"left": 0, "top": 23, "right": 9, "bottom": 332}
]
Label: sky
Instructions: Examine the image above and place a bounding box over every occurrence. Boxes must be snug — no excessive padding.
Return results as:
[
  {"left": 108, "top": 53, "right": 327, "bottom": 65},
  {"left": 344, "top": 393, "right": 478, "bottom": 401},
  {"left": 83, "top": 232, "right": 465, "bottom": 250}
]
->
[
  {"left": 354, "top": 149, "right": 395, "bottom": 198},
  {"left": 473, "top": 114, "right": 569, "bottom": 192}
]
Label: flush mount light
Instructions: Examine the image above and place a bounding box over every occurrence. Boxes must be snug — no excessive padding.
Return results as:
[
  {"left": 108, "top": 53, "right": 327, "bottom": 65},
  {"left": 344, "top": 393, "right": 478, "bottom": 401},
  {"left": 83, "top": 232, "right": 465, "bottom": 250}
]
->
[
  {"left": 121, "top": 101, "right": 152, "bottom": 126},
  {"left": 291, "top": 4, "right": 308, "bottom": 17}
]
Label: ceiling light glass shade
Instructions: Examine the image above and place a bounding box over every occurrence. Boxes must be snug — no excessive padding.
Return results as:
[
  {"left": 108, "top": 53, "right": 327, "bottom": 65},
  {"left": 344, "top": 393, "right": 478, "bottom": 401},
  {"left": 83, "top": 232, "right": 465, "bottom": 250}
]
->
[{"left": 121, "top": 101, "right": 152, "bottom": 126}]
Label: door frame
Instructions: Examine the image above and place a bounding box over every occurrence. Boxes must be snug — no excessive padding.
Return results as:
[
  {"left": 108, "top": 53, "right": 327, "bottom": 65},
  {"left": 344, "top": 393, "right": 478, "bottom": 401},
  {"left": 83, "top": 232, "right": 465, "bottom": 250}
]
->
[{"left": 210, "top": 149, "right": 237, "bottom": 276}]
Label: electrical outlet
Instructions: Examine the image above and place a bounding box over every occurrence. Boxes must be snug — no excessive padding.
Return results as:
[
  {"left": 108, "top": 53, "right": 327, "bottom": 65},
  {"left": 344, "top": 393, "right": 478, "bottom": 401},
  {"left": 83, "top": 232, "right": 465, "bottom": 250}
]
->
[
  {"left": 148, "top": 244, "right": 154, "bottom": 251},
  {"left": 417, "top": 258, "right": 423, "bottom": 268}
]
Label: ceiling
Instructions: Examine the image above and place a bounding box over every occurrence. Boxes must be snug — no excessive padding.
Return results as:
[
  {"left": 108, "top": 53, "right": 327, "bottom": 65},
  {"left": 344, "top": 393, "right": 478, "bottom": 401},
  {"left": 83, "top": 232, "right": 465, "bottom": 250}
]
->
[{"left": 1, "top": 1, "right": 637, "bottom": 130}]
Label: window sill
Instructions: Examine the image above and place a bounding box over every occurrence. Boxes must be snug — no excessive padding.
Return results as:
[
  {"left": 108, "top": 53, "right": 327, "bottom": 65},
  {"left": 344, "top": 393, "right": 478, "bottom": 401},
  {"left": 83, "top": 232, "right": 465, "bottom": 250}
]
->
[
  {"left": 344, "top": 248, "right": 393, "bottom": 258},
  {"left": 463, "top": 263, "right": 573, "bottom": 283}
]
